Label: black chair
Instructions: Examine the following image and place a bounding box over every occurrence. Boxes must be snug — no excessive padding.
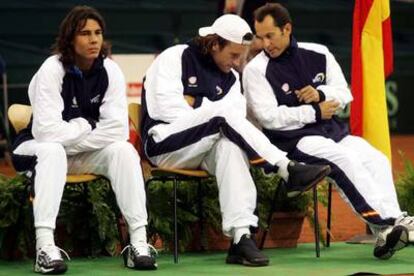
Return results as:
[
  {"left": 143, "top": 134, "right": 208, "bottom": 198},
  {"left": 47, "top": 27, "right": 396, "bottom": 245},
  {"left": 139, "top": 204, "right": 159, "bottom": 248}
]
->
[{"left": 259, "top": 179, "right": 333, "bottom": 257}]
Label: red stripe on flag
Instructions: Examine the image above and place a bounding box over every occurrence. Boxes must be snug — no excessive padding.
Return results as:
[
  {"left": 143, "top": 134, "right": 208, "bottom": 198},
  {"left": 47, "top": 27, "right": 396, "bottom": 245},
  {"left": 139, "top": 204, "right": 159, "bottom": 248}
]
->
[
  {"left": 382, "top": 16, "right": 393, "bottom": 77},
  {"left": 350, "top": 0, "right": 374, "bottom": 136}
]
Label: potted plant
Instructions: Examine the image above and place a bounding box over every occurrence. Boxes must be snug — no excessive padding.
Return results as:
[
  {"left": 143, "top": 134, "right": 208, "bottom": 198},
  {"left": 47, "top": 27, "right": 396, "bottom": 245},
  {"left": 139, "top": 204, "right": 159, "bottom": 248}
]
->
[
  {"left": 396, "top": 157, "right": 414, "bottom": 214},
  {"left": 146, "top": 177, "right": 227, "bottom": 252},
  {"left": 252, "top": 167, "right": 315, "bottom": 248},
  {"left": 0, "top": 166, "right": 328, "bottom": 259},
  {"left": 146, "top": 167, "right": 324, "bottom": 252},
  {"left": 0, "top": 174, "right": 122, "bottom": 260}
]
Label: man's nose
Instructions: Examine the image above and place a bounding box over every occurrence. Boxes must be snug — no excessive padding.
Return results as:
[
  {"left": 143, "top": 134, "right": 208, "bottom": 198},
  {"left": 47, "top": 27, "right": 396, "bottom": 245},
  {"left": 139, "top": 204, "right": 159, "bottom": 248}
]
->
[
  {"left": 89, "top": 33, "right": 98, "bottom": 43},
  {"left": 263, "top": 38, "right": 271, "bottom": 48},
  {"left": 233, "top": 57, "right": 241, "bottom": 67}
]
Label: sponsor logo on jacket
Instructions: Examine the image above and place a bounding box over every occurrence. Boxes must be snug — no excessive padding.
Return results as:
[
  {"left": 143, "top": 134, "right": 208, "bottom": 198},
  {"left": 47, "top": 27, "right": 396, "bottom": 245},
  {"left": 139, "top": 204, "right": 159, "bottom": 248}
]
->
[
  {"left": 188, "top": 76, "right": 198, "bottom": 87},
  {"left": 281, "top": 83, "right": 292, "bottom": 95},
  {"left": 312, "top": 72, "right": 325, "bottom": 83}
]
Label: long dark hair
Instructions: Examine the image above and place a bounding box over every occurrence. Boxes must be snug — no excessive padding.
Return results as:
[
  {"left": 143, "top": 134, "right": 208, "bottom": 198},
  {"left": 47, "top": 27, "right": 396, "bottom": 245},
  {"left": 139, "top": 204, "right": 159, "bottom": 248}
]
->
[
  {"left": 193, "top": 34, "right": 229, "bottom": 55},
  {"left": 51, "top": 5, "right": 109, "bottom": 68}
]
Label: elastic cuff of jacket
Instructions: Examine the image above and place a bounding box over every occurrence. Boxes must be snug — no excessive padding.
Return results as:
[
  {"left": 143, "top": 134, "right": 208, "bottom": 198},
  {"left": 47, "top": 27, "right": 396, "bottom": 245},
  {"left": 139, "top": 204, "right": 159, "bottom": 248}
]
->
[
  {"left": 317, "top": 89, "right": 326, "bottom": 102},
  {"left": 87, "top": 118, "right": 97, "bottom": 130},
  {"left": 193, "top": 96, "right": 203, "bottom": 108},
  {"left": 311, "top": 104, "right": 322, "bottom": 122}
]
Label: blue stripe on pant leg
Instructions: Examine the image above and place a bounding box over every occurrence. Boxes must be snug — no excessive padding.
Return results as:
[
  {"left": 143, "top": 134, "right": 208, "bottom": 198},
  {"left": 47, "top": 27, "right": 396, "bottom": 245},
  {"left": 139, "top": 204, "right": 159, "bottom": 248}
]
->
[
  {"left": 289, "top": 149, "right": 395, "bottom": 226},
  {"left": 146, "top": 116, "right": 278, "bottom": 173},
  {"left": 146, "top": 117, "right": 224, "bottom": 157},
  {"left": 221, "top": 123, "right": 278, "bottom": 173}
]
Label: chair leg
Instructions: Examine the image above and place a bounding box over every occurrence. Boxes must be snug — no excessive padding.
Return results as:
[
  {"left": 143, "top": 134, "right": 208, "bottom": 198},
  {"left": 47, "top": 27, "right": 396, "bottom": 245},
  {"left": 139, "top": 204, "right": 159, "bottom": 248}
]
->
[
  {"left": 313, "top": 186, "right": 320, "bottom": 258},
  {"left": 326, "top": 181, "right": 333, "bottom": 248},
  {"left": 8, "top": 180, "right": 31, "bottom": 260},
  {"left": 197, "top": 179, "right": 205, "bottom": 250},
  {"left": 173, "top": 178, "right": 178, "bottom": 264},
  {"left": 116, "top": 215, "right": 128, "bottom": 248},
  {"left": 82, "top": 182, "right": 94, "bottom": 256},
  {"left": 260, "top": 181, "right": 283, "bottom": 250}
]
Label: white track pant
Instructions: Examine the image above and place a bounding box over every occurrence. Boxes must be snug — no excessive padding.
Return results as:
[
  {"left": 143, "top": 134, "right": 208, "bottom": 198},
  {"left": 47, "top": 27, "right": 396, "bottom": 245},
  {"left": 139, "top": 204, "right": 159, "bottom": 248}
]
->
[
  {"left": 13, "top": 140, "right": 147, "bottom": 232},
  {"left": 290, "top": 135, "right": 402, "bottom": 228},
  {"left": 146, "top": 99, "right": 288, "bottom": 236}
]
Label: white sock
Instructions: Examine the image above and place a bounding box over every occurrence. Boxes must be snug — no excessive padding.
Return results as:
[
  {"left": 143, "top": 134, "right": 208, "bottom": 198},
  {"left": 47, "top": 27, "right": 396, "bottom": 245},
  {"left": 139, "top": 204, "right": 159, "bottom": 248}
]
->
[
  {"left": 233, "top": 227, "right": 250, "bottom": 244},
  {"left": 275, "top": 158, "right": 291, "bottom": 182},
  {"left": 36, "top": 227, "right": 55, "bottom": 250},
  {"left": 130, "top": 226, "right": 147, "bottom": 246},
  {"left": 129, "top": 226, "right": 150, "bottom": 256}
]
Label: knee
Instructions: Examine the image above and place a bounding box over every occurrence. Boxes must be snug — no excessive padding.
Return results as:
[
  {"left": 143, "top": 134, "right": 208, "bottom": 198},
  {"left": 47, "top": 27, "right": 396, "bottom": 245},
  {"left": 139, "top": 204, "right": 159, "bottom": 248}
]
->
[
  {"left": 337, "top": 151, "right": 358, "bottom": 166},
  {"left": 216, "top": 138, "right": 248, "bottom": 163},
  {"left": 36, "top": 143, "right": 66, "bottom": 161},
  {"left": 105, "top": 141, "right": 140, "bottom": 161},
  {"left": 375, "top": 150, "right": 391, "bottom": 167}
]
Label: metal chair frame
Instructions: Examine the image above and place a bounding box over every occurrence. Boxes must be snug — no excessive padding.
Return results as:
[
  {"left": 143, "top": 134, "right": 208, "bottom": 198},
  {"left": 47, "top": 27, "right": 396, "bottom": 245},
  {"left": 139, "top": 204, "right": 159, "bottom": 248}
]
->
[
  {"left": 129, "top": 102, "right": 211, "bottom": 263},
  {"left": 259, "top": 180, "right": 333, "bottom": 257}
]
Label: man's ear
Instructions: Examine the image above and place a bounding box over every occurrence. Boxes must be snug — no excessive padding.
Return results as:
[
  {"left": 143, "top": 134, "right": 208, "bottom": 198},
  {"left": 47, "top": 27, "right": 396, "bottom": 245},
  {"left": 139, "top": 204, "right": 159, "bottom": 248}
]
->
[
  {"left": 212, "top": 41, "right": 219, "bottom": 52},
  {"left": 282, "top": 23, "right": 292, "bottom": 36}
]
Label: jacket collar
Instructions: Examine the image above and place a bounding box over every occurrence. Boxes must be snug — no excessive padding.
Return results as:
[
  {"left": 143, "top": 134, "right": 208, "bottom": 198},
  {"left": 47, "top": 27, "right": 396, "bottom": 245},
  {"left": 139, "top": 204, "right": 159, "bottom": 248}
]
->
[
  {"left": 67, "top": 56, "right": 104, "bottom": 78},
  {"left": 187, "top": 39, "right": 230, "bottom": 76},
  {"left": 264, "top": 35, "right": 298, "bottom": 62}
]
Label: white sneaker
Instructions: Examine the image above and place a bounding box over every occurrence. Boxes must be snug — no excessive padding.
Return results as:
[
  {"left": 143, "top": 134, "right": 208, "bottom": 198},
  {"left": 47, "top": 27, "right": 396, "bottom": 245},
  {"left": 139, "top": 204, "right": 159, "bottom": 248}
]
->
[
  {"left": 34, "top": 245, "right": 70, "bottom": 274},
  {"left": 373, "top": 225, "right": 409, "bottom": 260},
  {"left": 121, "top": 243, "right": 158, "bottom": 270},
  {"left": 395, "top": 212, "right": 414, "bottom": 242}
]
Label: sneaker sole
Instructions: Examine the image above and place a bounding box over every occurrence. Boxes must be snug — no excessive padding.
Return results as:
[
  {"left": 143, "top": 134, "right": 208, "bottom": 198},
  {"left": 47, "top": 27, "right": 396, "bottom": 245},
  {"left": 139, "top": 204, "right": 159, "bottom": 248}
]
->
[
  {"left": 125, "top": 255, "right": 158, "bottom": 270},
  {"left": 287, "top": 165, "right": 331, "bottom": 198},
  {"left": 374, "top": 225, "right": 409, "bottom": 260},
  {"left": 34, "top": 264, "right": 67, "bottom": 275},
  {"left": 226, "top": 255, "right": 269, "bottom": 267}
]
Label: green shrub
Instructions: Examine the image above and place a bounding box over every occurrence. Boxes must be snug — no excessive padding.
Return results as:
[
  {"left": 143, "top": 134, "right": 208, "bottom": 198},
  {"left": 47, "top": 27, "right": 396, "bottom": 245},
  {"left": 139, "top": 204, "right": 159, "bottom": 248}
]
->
[
  {"left": 0, "top": 166, "right": 328, "bottom": 258},
  {"left": 0, "top": 175, "right": 120, "bottom": 259},
  {"left": 396, "top": 158, "right": 414, "bottom": 214}
]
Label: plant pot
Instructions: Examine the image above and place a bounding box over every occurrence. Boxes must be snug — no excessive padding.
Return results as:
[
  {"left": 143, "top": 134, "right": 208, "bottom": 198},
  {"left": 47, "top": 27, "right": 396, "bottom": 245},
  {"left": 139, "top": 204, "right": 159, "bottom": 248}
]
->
[
  {"left": 187, "top": 223, "right": 231, "bottom": 252},
  {"left": 256, "top": 211, "right": 305, "bottom": 248}
]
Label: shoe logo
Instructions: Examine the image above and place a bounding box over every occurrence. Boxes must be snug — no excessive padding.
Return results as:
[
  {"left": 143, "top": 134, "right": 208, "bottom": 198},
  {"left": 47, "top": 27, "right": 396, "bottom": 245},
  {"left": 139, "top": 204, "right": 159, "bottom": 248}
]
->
[
  {"left": 36, "top": 252, "right": 56, "bottom": 273},
  {"left": 188, "top": 76, "right": 198, "bottom": 87},
  {"left": 312, "top": 72, "right": 325, "bottom": 83}
]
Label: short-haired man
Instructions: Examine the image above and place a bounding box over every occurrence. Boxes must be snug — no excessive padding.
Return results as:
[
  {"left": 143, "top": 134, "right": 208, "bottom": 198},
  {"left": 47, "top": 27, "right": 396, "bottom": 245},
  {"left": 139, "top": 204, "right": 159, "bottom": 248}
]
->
[
  {"left": 243, "top": 3, "right": 414, "bottom": 260},
  {"left": 141, "top": 14, "right": 331, "bottom": 266},
  {"left": 11, "top": 6, "right": 156, "bottom": 273}
]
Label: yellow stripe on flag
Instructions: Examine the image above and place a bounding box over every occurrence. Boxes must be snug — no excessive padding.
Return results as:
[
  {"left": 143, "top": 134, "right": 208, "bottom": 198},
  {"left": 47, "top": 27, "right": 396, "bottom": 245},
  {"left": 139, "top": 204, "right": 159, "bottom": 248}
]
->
[{"left": 361, "top": 0, "right": 392, "bottom": 161}]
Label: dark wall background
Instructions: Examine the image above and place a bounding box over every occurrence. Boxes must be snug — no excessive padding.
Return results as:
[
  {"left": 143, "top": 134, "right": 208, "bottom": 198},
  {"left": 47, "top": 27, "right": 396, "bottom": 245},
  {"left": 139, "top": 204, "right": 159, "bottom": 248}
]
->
[{"left": 0, "top": 0, "right": 413, "bottom": 133}]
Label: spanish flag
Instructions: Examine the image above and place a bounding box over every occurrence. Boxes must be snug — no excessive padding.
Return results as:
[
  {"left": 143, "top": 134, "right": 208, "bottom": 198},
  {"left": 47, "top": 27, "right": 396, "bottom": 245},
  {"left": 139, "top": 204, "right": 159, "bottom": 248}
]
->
[{"left": 350, "top": 0, "right": 393, "bottom": 161}]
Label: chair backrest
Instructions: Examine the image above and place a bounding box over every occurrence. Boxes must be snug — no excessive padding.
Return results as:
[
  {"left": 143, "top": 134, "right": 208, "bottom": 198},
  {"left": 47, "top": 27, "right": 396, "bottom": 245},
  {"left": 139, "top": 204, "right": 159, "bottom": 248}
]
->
[
  {"left": 128, "top": 102, "right": 153, "bottom": 178},
  {"left": 128, "top": 102, "right": 140, "bottom": 133},
  {"left": 127, "top": 102, "right": 210, "bottom": 179},
  {"left": 8, "top": 104, "right": 99, "bottom": 183},
  {"left": 8, "top": 104, "right": 32, "bottom": 133}
]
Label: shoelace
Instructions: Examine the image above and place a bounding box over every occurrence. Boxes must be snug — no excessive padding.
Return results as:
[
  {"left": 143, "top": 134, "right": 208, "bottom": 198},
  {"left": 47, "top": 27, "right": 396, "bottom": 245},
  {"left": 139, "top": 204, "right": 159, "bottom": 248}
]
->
[
  {"left": 121, "top": 244, "right": 158, "bottom": 257},
  {"left": 40, "top": 245, "right": 71, "bottom": 262},
  {"left": 398, "top": 212, "right": 414, "bottom": 226}
]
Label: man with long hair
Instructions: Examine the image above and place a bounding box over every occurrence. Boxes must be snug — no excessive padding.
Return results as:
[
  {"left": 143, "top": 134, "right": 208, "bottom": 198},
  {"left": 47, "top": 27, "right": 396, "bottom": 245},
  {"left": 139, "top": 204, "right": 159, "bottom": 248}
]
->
[
  {"left": 11, "top": 6, "right": 156, "bottom": 273},
  {"left": 243, "top": 2, "right": 414, "bottom": 260},
  {"left": 141, "top": 14, "right": 331, "bottom": 266}
]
